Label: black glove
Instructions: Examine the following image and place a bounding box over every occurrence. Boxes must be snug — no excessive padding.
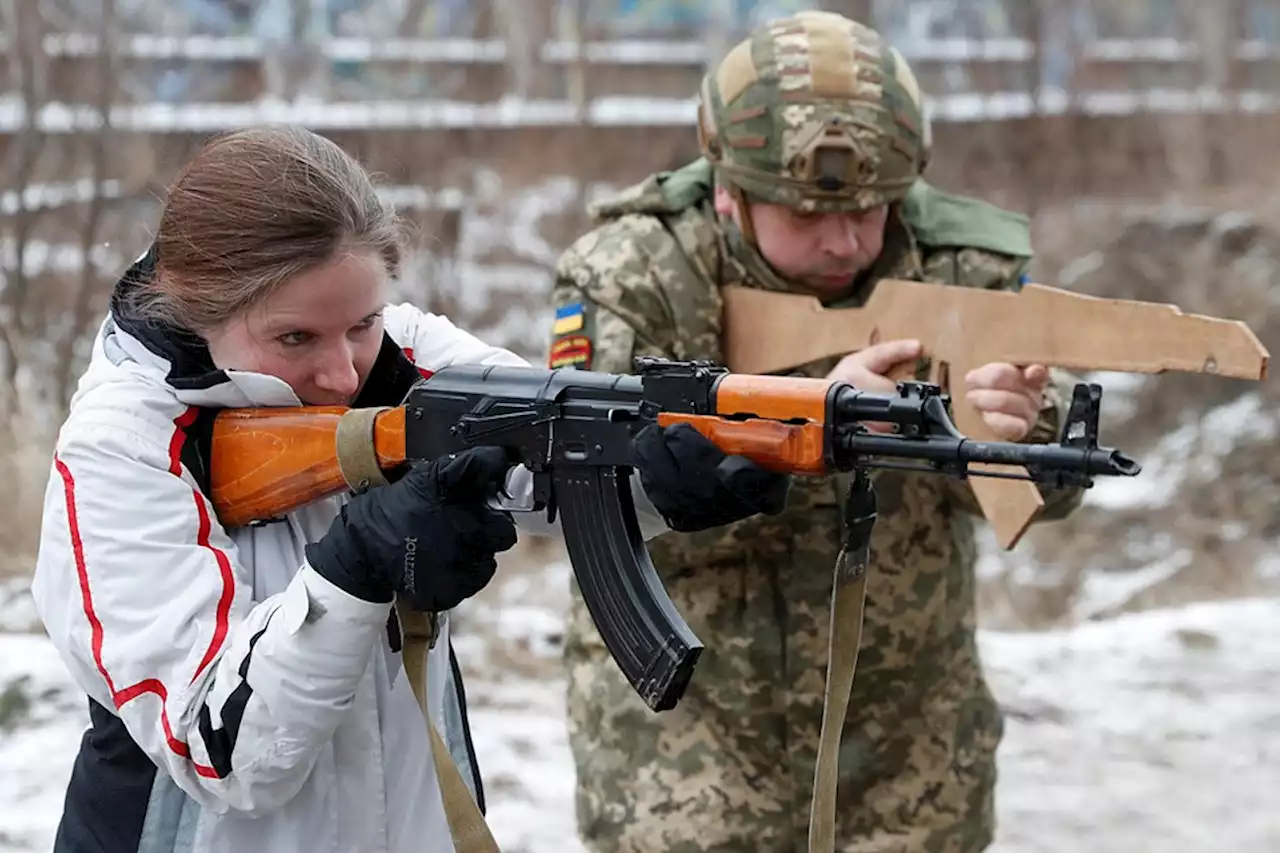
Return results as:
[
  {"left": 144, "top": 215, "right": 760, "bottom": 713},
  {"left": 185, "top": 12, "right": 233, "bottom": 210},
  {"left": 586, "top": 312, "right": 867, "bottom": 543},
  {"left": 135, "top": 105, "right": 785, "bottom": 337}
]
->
[
  {"left": 631, "top": 422, "right": 791, "bottom": 533},
  {"left": 306, "top": 447, "right": 518, "bottom": 612}
]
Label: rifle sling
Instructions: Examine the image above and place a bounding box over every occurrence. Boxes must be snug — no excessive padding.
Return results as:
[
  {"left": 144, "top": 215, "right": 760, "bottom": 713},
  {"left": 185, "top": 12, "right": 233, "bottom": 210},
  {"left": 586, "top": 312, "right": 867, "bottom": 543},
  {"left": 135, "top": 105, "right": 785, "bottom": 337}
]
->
[
  {"left": 808, "top": 479, "right": 874, "bottom": 853},
  {"left": 391, "top": 456, "right": 864, "bottom": 853},
  {"left": 339, "top": 407, "right": 496, "bottom": 845},
  {"left": 397, "top": 571, "right": 863, "bottom": 853},
  {"left": 398, "top": 601, "right": 502, "bottom": 853},
  {"left": 336, "top": 406, "right": 392, "bottom": 492}
]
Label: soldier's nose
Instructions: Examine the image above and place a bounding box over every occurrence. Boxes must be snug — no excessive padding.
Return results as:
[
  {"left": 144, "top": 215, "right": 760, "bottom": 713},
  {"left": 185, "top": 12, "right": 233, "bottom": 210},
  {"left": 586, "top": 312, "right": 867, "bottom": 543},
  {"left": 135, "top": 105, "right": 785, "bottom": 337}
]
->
[{"left": 818, "top": 214, "right": 861, "bottom": 258}]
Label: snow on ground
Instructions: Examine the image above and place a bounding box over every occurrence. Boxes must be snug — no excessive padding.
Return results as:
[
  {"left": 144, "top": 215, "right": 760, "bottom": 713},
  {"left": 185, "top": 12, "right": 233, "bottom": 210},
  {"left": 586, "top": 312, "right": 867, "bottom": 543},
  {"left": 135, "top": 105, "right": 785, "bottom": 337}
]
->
[
  {"left": 0, "top": 632, "right": 86, "bottom": 852},
  {"left": 985, "top": 597, "right": 1280, "bottom": 853},
  {"left": 2, "top": 559, "right": 1278, "bottom": 853}
]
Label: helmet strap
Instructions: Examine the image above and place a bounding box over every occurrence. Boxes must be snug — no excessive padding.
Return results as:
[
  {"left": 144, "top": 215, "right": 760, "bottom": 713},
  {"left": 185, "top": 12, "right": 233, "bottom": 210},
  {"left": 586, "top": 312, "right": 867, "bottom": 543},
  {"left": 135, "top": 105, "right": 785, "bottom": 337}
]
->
[
  {"left": 730, "top": 185, "right": 758, "bottom": 247},
  {"left": 721, "top": 188, "right": 810, "bottom": 298}
]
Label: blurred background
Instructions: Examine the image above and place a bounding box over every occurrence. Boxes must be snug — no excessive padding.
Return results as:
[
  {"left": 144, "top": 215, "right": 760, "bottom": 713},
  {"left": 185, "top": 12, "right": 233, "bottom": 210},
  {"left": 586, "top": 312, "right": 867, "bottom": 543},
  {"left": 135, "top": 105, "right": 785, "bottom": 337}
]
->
[{"left": 1, "top": 1, "right": 1278, "bottom": 851}]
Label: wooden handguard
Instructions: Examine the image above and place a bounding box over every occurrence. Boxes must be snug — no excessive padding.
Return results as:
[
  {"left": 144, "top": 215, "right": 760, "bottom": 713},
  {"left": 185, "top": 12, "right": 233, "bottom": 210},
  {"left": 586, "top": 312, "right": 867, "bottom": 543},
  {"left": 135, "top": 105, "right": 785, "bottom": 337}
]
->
[{"left": 657, "top": 373, "right": 833, "bottom": 475}]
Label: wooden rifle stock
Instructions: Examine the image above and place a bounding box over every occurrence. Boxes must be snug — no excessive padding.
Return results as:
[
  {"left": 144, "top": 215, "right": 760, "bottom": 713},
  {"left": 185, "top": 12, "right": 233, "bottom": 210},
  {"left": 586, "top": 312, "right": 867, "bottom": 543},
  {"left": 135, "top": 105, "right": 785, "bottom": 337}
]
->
[{"left": 211, "top": 405, "right": 407, "bottom": 529}]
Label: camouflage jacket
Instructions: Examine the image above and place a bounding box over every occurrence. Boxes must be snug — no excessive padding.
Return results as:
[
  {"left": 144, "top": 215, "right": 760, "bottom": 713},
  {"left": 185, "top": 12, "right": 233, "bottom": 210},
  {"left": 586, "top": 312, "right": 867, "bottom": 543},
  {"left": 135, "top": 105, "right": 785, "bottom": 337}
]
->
[
  {"left": 548, "top": 159, "right": 1084, "bottom": 852},
  {"left": 551, "top": 156, "right": 1082, "bottom": 529}
]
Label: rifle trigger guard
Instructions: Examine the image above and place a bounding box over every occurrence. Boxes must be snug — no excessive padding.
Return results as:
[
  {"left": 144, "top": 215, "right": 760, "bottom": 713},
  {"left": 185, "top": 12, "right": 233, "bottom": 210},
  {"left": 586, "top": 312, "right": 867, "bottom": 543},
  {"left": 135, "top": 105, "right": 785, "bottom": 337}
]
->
[{"left": 336, "top": 406, "right": 391, "bottom": 493}]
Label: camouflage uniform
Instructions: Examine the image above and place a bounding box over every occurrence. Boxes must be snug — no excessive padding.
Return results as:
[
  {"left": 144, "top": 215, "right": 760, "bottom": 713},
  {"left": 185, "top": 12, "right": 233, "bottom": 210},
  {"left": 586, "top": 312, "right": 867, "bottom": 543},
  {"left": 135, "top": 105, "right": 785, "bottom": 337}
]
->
[{"left": 547, "top": 12, "right": 1084, "bottom": 853}]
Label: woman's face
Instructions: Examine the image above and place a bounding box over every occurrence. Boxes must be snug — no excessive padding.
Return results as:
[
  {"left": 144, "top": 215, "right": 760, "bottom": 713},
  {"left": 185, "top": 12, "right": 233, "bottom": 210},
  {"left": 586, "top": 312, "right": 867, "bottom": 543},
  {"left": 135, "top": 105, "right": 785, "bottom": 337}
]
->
[{"left": 204, "top": 247, "right": 389, "bottom": 406}]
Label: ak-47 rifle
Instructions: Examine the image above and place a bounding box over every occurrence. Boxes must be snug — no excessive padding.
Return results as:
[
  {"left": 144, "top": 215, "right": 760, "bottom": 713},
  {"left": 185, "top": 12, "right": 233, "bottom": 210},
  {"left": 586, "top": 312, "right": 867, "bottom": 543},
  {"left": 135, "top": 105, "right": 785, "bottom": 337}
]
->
[
  {"left": 209, "top": 356, "right": 1139, "bottom": 714},
  {"left": 721, "top": 280, "right": 1271, "bottom": 549}
]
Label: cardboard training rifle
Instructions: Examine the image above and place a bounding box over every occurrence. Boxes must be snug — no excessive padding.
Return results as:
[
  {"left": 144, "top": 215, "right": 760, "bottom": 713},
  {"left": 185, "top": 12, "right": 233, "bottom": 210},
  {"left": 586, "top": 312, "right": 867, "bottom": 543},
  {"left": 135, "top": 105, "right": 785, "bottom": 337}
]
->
[{"left": 720, "top": 279, "right": 1271, "bottom": 549}]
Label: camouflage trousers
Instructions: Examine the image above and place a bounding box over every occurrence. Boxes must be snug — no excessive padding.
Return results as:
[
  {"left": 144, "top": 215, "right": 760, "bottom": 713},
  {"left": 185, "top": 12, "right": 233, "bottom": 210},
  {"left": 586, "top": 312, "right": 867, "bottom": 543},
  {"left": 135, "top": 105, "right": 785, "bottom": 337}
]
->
[{"left": 562, "top": 522, "right": 1004, "bottom": 853}]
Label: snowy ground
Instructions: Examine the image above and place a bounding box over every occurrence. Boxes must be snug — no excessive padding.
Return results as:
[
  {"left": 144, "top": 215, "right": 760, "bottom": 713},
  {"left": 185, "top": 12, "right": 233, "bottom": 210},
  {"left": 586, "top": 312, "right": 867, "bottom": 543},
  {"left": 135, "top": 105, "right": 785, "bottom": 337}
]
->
[
  {"left": 982, "top": 598, "right": 1280, "bottom": 853},
  {"left": 2, "top": 555, "right": 1278, "bottom": 853}
]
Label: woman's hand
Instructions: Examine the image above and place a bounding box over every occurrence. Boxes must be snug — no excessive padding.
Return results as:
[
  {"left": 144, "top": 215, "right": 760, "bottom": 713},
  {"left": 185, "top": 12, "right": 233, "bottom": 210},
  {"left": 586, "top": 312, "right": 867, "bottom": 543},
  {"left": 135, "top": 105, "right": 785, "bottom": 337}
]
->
[{"left": 306, "top": 447, "right": 518, "bottom": 612}]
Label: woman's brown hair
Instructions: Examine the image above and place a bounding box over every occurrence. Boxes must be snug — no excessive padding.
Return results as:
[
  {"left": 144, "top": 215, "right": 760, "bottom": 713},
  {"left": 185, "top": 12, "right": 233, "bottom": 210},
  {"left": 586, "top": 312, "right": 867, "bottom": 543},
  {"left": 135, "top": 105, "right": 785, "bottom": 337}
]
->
[{"left": 137, "top": 125, "right": 406, "bottom": 334}]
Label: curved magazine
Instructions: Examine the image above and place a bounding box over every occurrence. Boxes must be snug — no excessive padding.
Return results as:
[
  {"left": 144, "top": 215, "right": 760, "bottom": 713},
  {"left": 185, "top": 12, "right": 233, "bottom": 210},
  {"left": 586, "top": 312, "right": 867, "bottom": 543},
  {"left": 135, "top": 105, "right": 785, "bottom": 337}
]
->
[{"left": 553, "top": 464, "right": 703, "bottom": 712}]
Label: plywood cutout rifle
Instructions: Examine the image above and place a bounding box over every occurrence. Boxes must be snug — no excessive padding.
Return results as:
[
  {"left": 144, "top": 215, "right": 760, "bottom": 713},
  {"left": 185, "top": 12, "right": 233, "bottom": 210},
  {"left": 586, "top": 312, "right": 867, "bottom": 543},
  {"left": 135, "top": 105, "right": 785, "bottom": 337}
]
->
[{"left": 720, "top": 279, "right": 1271, "bottom": 549}]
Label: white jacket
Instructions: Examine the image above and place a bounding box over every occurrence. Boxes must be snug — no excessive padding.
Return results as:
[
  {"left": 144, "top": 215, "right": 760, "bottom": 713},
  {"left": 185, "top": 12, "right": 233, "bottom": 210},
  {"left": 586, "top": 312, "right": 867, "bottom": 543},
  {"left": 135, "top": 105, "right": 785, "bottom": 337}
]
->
[{"left": 32, "top": 252, "right": 668, "bottom": 853}]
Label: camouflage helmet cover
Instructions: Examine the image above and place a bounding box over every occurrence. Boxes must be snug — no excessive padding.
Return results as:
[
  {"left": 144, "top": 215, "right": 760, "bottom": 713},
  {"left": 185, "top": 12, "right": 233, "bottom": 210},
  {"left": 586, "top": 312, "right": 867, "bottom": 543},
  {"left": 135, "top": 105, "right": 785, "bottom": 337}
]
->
[{"left": 697, "top": 10, "right": 931, "bottom": 212}]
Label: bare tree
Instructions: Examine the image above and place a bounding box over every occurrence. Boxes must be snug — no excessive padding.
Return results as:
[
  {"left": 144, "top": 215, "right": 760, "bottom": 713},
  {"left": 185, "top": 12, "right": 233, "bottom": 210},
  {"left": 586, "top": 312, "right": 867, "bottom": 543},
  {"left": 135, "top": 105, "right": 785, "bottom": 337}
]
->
[
  {"left": 0, "top": 0, "right": 139, "bottom": 420},
  {"left": 0, "top": 0, "right": 54, "bottom": 417},
  {"left": 257, "top": 0, "right": 331, "bottom": 102},
  {"left": 0, "top": 0, "right": 157, "bottom": 574},
  {"left": 397, "top": 0, "right": 432, "bottom": 37},
  {"left": 51, "top": 0, "right": 120, "bottom": 415},
  {"left": 494, "top": 0, "right": 558, "bottom": 99}
]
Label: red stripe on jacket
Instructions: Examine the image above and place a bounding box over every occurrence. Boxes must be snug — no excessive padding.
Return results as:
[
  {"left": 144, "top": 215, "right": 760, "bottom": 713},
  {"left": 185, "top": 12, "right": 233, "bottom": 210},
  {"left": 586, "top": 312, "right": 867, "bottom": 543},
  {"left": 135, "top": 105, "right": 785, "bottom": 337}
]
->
[
  {"left": 401, "top": 347, "right": 435, "bottom": 381},
  {"left": 56, "top": 406, "right": 236, "bottom": 779}
]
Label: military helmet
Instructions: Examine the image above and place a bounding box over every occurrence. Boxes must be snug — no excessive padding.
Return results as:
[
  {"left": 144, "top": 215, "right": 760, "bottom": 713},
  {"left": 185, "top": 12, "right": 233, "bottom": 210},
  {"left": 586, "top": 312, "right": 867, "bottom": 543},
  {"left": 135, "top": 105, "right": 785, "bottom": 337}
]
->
[{"left": 696, "top": 10, "right": 930, "bottom": 213}]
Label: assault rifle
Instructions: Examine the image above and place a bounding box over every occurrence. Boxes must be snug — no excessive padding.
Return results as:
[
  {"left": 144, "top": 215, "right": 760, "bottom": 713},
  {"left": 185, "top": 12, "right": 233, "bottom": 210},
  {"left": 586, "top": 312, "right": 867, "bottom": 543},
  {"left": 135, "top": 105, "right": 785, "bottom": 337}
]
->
[{"left": 209, "top": 357, "right": 1139, "bottom": 714}]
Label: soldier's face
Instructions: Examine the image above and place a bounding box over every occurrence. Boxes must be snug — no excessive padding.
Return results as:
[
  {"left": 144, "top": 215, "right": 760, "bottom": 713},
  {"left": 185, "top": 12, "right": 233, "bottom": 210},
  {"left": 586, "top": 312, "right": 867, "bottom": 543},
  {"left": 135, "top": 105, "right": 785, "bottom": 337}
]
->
[{"left": 715, "top": 186, "right": 887, "bottom": 298}]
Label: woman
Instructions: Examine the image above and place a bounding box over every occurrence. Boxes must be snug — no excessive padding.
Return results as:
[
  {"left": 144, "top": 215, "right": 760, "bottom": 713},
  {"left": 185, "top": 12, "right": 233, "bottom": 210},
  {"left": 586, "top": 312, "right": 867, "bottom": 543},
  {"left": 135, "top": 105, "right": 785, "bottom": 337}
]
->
[{"left": 31, "top": 126, "right": 789, "bottom": 853}]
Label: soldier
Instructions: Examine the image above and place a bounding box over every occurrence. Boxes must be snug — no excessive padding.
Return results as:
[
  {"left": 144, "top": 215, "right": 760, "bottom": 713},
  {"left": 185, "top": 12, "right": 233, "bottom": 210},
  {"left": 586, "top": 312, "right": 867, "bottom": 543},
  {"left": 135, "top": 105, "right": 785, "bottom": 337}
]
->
[{"left": 547, "top": 10, "right": 1084, "bottom": 853}]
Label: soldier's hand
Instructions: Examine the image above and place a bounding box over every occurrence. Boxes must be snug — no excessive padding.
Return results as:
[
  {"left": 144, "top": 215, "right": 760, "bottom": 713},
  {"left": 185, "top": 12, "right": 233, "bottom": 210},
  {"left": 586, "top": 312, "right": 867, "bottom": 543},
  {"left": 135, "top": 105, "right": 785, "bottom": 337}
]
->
[
  {"left": 826, "top": 339, "right": 923, "bottom": 433},
  {"left": 964, "top": 362, "right": 1049, "bottom": 441}
]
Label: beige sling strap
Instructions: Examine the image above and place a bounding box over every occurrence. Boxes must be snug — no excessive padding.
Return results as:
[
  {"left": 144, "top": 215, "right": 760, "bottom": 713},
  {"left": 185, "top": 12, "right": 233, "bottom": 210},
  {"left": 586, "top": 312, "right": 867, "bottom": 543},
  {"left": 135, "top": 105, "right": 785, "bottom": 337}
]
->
[
  {"left": 807, "top": 559, "right": 869, "bottom": 852},
  {"left": 335, "top": 406, "right": 392, "bottom": 492},
  {"left": 335, "top": 403, "right": 496, "bottom": 851},
  {"left": 808, "top": 474, "right": 876, "bottom": 853},
  {"left": 398, "top": 602, "right": 502, "bottom": 853},
  {"left": 400, "top": 566, "right": 863, "bottom": 853}
]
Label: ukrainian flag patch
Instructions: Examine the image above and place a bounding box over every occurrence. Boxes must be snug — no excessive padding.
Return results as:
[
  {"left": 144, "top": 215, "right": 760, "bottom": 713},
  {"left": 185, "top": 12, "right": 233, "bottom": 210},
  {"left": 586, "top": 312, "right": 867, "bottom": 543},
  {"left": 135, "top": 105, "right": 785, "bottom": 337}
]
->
[
  {"left": 549, "top": 334, "right": 592, "bottom": 369},
  {"left": 553, "top": 302, "right": 585, "bottom": 335}
]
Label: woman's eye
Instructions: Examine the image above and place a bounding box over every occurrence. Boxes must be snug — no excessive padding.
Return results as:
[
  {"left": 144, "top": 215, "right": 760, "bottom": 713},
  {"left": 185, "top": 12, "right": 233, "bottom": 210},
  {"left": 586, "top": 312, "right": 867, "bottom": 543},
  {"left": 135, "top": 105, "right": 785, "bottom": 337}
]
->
[
  {"left": 349, "top": 315, "right": 382, "bottom": 337},
  {"left": 278, "top": 332, "right": 310, "bottom": 346}
]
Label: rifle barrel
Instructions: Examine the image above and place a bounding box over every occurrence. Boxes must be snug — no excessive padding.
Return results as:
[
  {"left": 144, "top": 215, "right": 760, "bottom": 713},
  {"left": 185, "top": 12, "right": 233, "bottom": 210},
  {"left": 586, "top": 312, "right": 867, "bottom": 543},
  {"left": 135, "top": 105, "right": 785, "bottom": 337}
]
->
[{"left": 838, "top": 432, "right": 1141, "bottom": 479}]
